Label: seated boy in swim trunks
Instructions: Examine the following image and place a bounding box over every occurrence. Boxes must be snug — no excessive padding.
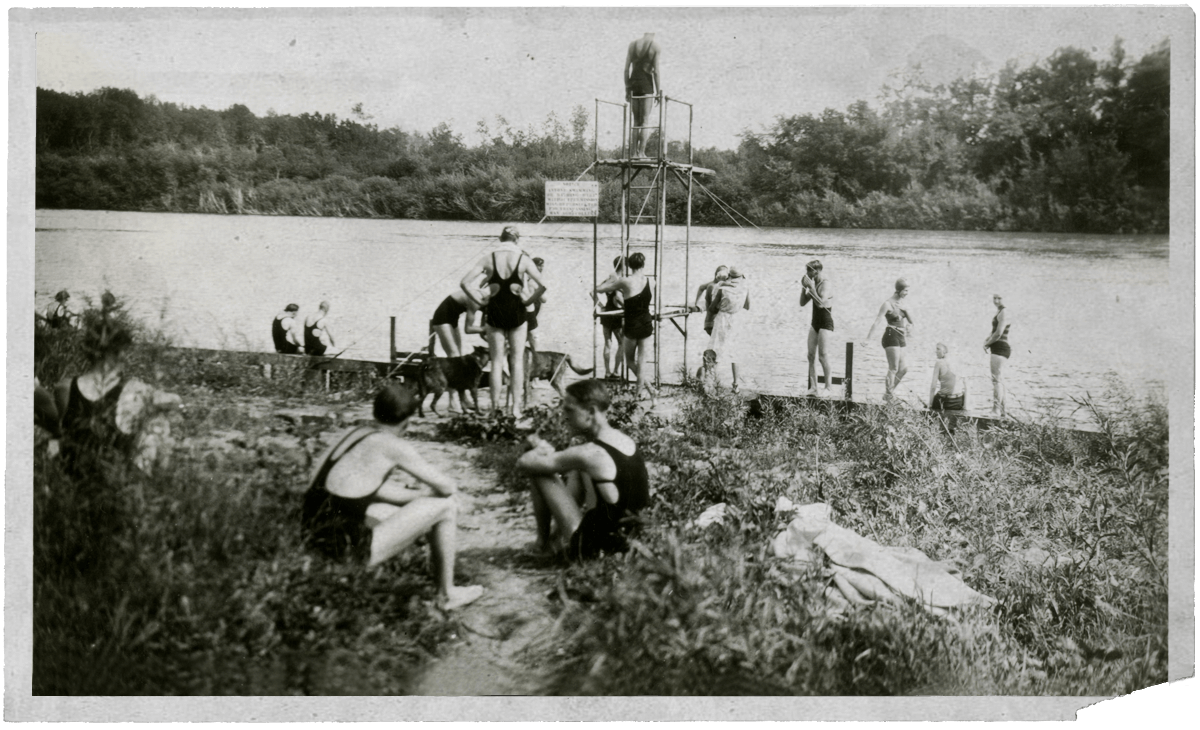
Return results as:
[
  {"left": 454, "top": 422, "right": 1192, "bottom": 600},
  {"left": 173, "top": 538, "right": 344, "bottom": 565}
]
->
[
  {"left": 929, "top": 343, "right": 967, "bottom": 411},
  {"left": 516, "top": 379, "right": 650, "bottom": 560}
]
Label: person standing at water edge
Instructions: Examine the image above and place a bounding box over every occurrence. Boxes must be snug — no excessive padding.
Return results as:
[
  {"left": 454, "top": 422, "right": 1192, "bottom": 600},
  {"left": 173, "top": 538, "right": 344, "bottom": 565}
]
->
[
  {"left": 929, "top": 343, "right": 967, "bottom": 411},
  {"left": 305, "top": 301, "right": 335, "bottom": 357},
  {"left": 460, "top": 225, "right": 546, "bottom": 418},
  {"left": 524, "top": 257, "right": 548, "bottom": 354},
  {"left": 516, "top": 379, "right": 650, "bottom": 560},
  {"left": 301, "top": 384, "right": 484, "bottom": 611},
  {"left": 799, "top": 260, "right": 834, "bottom": 396},
  {"left": 706, "top": 266, "right": 751, "bottom": 393},
  {"left": 594, "top": 256, "right": 626, "bottom": 379},
  {"left": 983, "top": 294, "right": 1011, "bottom": 417},
  {"left": 272, "top": 303, "right": 302, "bottom": 354},
  {"left": 596, "top": 251, "right": 656, "bottom": 402},
  {"left": 692, "top": 265, "right": 730, "bottom": 337},
  {"left": 625, "top": 33, "right": 661, "bottom": 159},
  {"left": 862, "top": 278, "right": 914, "bottom": 400}
]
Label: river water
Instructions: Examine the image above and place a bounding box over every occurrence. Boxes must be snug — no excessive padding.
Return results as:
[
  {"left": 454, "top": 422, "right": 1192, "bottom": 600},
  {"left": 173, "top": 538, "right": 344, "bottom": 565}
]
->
[{"left": 35, "top": 209, "right": 1171, "bottom": 421}]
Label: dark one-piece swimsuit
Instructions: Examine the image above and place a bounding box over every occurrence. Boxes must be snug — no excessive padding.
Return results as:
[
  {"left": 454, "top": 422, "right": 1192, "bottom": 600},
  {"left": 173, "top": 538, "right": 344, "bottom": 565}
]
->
[
  {"left": 603, "top": 291, "right": 623, "bottom": 333},
  {"left": 988, "top": 307, "right": 1011, "bottom": 359},
  {"left": 301, "top": 427, "right": 387, "bottom": 561},
  {"left": 881, "top": 305, "right": 912, "bottom": 349},
  {"left": 273, "top": 315, "right": 300, "bottom": 354},
  {"left": 485, "top": 252, "right": 527, "bottom": 330},
  {"left": 809, "top": 286, "right": 834, "bottom": 332},
  {"left": 304, "top": 320, "right": 327, "bottom": 356},
  {"left": 431, "top": 295, "right": 468, "bottom": 327},
  {"left": 568, "top": 438, "right": 650, "bottom": 560},
  {"left": 622, "top": 281, "right": 654, "bottom": 340},
  {"left": 58, "top": 376, "right": 132, "bottom": 479}
]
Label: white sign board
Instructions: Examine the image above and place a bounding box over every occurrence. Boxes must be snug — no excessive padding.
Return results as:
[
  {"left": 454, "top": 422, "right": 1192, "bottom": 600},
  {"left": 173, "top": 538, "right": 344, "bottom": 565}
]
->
[{"left": 544, "top": 181, "right": 599, "bottom": 218}]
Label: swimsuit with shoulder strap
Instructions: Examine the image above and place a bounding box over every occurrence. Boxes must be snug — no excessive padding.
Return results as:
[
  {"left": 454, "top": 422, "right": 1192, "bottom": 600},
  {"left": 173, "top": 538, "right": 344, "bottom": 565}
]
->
[
  {"left": 622, "top": 281, "right": 654, "bottom": 340},
  {"left": 304, "top": 319, "right": 327, "bottom": 356},
  {"left": 485, "top": 252, "right": 528, "bottom": 330},
  {"left": 988, "top": 306, "right": 1012, "bottom": 359},
  {"left": 628, "top": 41, "right": 657, "bottom": 96},
  {"left": 809, "top": 281, "right": 834, "bottom": 332},
  {"left": 300, "top": 426, "right": 385, "bottom": 561},
  {"left": 273, "top": 315, "right": 299, "bottom": 354},
  {"left": 58, "top": 376, "right": 132, "bottom": 478},
  {"left": 568, "top": 437, "right": 650, "bottom": 560},
  {"left": 881, "top": 303, "right": 911, "bottom": 349}
]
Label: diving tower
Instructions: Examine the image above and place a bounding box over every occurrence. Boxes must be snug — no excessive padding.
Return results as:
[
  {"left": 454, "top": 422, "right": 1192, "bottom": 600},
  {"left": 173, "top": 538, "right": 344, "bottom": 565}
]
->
[{"left": 589, "top": 90, "right": 713, "bottom": 387}]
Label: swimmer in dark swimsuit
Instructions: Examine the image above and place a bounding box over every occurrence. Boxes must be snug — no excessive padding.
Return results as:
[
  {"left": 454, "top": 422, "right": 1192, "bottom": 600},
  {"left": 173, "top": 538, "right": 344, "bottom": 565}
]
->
[
  {"left": 524, "top": 257, "right": 547, "bottom": 353},
  {"left": 862, "top": 278, "right": 914, "bottom": 400},
  {"left": 983, "top": 294, "right": 1011, "bottom": 416},
  {"left": 42, "top": 289, "right": 75, "bottom": 329},
  {"left": 596, "top": 251, "right": 656, "bottom": 401},
  {"left": 272, "top": 303, "right": 302, "bottom": 354},
  {"left": 800, "top": 259, "right": 834, "bottom": 395},
  {"left": 594, "top": 256, "right": 627, "bottom": 379},
  {"left": 301, "top": 384, "right": 484, "bottom": 611},
  {"left": 304, "top": 301, "right": 335, "bottom": 357},
  {"left": 516, "top": 379, "right": 650, "bottom": 560},
  {"left": 460, "top": 225, "right": 546, "bottom": 417},
  {"left": 430, "top": 289, "right": 485, "bottom": 358},
  {"left": 625, "top": 33, "right": 662, "bottom": 158}
]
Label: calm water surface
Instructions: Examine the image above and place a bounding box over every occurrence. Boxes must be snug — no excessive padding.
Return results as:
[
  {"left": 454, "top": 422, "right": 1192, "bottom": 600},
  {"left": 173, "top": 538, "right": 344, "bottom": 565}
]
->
[{"left": 35, "top": 210, "right": 1171, "bottom": 420}]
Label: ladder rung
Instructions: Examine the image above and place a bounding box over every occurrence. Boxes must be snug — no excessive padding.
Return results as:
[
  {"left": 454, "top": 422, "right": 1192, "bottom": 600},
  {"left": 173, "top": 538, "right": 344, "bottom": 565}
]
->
[{"left": 630, "top": 125, "right": 659, "bottom": 129}]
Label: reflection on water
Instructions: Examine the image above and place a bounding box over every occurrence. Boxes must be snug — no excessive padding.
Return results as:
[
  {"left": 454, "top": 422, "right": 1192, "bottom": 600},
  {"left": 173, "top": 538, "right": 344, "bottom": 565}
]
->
[{"left": 35, "top": 210, "right": 1171, "bottom": 421}]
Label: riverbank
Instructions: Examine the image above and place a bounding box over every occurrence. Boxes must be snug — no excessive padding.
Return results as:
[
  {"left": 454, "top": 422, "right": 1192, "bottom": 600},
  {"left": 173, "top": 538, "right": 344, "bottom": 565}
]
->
[{"left": 32, "top": 323, "right": 1167, "bottom": 695}]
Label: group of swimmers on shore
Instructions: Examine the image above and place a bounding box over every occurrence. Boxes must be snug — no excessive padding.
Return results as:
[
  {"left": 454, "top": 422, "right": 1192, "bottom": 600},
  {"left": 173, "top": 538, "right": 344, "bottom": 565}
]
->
[
  {"left": 271, "top": 301, "right": 336, "bottom": 357},
  {"left": 798, "top": 263, "right": 1012, "bottom": 416}
]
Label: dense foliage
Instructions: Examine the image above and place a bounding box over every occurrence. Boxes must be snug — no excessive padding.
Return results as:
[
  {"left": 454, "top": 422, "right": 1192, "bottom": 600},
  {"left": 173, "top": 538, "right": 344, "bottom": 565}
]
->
[{"left": 36, "top": 40, "right": 1167, "bottom": 233}]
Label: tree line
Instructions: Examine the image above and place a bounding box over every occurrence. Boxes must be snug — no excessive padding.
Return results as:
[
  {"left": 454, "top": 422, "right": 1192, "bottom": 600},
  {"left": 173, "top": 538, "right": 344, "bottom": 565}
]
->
[{"left": 36, "top": 40, "right": 1168, "bottom": 233}]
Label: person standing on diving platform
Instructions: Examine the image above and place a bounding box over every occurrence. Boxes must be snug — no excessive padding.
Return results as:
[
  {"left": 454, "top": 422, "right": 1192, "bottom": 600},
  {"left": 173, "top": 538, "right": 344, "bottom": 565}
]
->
[{"left": 625, "top": 33, "right": 662, "bottom": 159}]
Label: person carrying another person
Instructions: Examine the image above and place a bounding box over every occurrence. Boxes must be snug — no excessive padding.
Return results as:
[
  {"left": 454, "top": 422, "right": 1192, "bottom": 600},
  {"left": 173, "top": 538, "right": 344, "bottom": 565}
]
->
[
  {"left": 624, "top": 33, "right": 662, "bottom": 159},
  {"left": 928, "top": 342, "right": 967, "bottom": 411},
  {"left": 304, "top": 301, "right": 336, "bottom": 357},
  {"left": 516, "top": 379, "right": 650, "bottom": 560},
  {"left": 272, "top": 303, "right": 302, "bottom": 354},
  {"left": 705, "top": 266, "right": 751, "bottom": 394},
  {"left": 593, "top": 256, "right": 627, "bottom": 379},
  {"left": 691, "top": 265, "right": 730, "bottom": 338},
  {"left": 460, "top": 225, "right": 546, "bottom": 418},
  {"left": 862, "top": 278, "right": 914, "bottom": 401},
  {"left": 800, "top": 259, "right": 834, "bottom": 396},
  {"left": 595, "top": 251, "right": 656, "bottom": 402},
  {"left": 301, "top": 383, "right": 484, "bottom": 611},
  {"left": 524, "top": 257, "right": 548, "bottom": 354}
]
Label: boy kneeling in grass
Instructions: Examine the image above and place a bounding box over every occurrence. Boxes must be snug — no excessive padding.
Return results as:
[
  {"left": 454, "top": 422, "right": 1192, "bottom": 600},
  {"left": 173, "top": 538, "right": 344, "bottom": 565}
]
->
[
  {"left": 301, "top": 384, "right": 483, "bottom": 611},
  {"left": 517, "top": 379, "right": 650, "bottom": 560}
]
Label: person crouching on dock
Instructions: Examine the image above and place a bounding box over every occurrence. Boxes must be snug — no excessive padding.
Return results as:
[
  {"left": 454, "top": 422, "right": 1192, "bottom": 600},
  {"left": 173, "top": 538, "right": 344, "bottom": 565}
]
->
[{"left": 272, "top": 303, "right": 302, "bottom": 354}]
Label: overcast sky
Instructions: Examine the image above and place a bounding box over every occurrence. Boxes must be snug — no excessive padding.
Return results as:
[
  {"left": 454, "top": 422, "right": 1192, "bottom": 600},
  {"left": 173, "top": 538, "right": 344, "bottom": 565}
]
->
[{"left": 31, "top": 6, "right": 1176, "bottom": 150}]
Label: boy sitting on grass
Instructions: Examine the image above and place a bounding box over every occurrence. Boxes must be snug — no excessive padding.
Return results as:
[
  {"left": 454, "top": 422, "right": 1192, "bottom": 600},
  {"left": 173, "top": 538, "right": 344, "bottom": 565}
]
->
[
  {"left": 301, "top": 384, "right": 483, "bottom": 611},
  {"left": 517, "top": 379, "right": 650, "bottom": 560}
]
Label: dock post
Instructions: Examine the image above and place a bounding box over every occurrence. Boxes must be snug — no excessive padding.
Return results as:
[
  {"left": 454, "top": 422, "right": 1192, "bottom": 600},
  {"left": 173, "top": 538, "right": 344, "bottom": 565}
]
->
[
  {"left": 390, "top": 316, "right": 396, "bottom": 362},
  {"left": 844, "top": 342, "right": 854, "bottom": 401}
]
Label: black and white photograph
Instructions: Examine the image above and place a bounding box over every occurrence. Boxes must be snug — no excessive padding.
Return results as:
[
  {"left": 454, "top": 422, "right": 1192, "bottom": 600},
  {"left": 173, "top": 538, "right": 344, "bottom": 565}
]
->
[{"left": 6, "top": 4, "right": 1193, "bottom": 720}]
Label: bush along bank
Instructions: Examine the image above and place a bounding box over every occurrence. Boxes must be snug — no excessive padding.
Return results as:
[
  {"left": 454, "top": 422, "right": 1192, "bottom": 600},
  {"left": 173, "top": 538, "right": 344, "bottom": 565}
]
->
[{"left": 536, "top": 387, "right": 1167, "bottom": 695}]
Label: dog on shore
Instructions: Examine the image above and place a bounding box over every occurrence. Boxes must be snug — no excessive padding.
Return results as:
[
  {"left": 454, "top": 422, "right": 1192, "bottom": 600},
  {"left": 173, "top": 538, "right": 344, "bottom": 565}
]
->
[
  {"left": 416, "top": 346, "right": 490, "bottom": 416},
  {"left": 524, "top": 349, "right": 594, "bottom": 399}
]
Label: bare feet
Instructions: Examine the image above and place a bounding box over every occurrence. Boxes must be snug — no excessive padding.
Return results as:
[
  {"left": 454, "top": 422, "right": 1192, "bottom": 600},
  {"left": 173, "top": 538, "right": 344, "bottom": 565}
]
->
[{"left": 438, "top": 585, "right": 484, "bottom": 611}]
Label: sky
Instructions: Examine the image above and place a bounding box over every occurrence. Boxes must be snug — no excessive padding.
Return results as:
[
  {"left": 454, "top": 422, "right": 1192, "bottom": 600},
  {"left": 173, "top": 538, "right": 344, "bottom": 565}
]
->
[{"left": 29, "top": 6, "right": 1179, "bottom": 150}]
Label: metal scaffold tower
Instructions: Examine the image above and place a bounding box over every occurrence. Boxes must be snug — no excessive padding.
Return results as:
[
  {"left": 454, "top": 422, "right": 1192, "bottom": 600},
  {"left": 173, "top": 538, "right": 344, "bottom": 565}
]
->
[{"left": 590, "top": 90, "right": 715, "bottom": 386}]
